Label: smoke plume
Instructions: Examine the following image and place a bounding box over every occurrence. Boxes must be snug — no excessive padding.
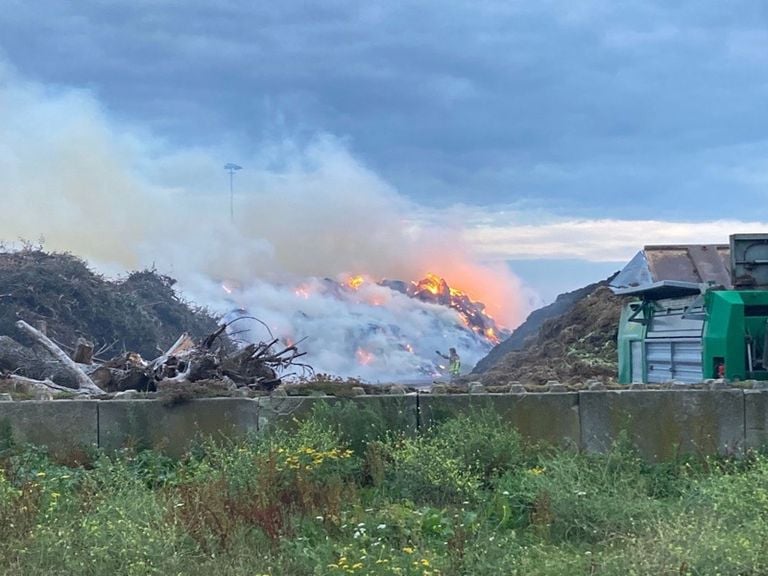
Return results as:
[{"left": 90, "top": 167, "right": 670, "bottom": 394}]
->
[{"left": 0, "top": 63, "right": 526, "bottom": 379}]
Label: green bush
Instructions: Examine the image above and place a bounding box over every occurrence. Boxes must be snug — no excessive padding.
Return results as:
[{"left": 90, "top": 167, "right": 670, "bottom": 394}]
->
[
  {"left": 380, "top": 435, "right": 481, "bottom": 506},
  {"left": 427, "top": 412, "right": 528, "bottom": 484}
]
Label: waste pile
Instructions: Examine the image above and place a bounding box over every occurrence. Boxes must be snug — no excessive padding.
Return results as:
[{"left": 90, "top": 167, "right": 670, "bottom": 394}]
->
[
  {"left": 0, "top": 248, "right": 218, "bottom": 359},
  {"left": 477, "top": 284, "right": 624, "bottom": 386},
  {"left": 0, "top": 249, "right": 309, "bottom": 399},
  {"left": 0, "top": 315, "right": 311, "bottom": 399}
]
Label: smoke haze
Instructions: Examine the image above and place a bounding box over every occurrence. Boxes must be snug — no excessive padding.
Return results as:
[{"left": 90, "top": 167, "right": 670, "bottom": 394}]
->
[{"left": 0, "top": 63, "right": 525, "bottom": 378}]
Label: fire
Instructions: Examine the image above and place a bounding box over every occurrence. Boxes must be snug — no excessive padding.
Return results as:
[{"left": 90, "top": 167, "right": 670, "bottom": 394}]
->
[
  {"left": 294, "top": 285, "right": 310, "bottom": 299},
  {"left": 414, "top": 273, "right": 444, "bottom": 296},
  {"left": 346, "top": 275, "right": 365, "bottom": 290},
  {"left": 408, "top": 272, "right": 507, "bottom": 345},
  {"left": 356, "top": 348, "right": 375, "bottom": 366}
]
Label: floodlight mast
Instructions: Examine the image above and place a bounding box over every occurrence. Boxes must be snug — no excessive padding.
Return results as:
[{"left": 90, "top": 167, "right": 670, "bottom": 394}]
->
[{"left": 224, "top": 163, "right": 242, "bottom": 223}]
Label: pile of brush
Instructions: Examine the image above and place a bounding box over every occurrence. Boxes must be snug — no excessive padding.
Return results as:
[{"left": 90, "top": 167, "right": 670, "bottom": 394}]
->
[{"left": 0, "top": 320, "right": 309, "bottom": 398}]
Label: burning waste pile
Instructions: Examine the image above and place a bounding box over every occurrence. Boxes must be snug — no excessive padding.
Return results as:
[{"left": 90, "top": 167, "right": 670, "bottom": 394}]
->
[
  {"left": 0, "top": 249, "right": 512, "bottom": 399},
  {"left": 211, "top": 272, "right": 509, "bottom": 383},
  {"left": 0, "top": 72, "right": 527, "bottom": 395}
]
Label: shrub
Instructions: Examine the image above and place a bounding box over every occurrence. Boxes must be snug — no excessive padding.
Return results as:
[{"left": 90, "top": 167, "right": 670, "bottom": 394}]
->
[
  {"left": 380, "top": 435, "right": 481, "bottom": 506},
  {"left": 427, "top": 412, "right": 528, "bottom": 484},
  {"left": 500, "top": 441, "right": 660, "bottom": 544}
]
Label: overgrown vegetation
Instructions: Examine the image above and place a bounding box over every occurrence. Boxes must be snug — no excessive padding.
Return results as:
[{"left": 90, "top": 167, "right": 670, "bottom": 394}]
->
[{"left": 1, "top": 406, "right": 767, "bottom": 575}]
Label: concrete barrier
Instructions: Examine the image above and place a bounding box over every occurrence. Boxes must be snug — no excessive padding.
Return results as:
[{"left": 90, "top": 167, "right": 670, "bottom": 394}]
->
[
  {"left": 98, "top": 398, "right": 259, "bottom": 456},
  {"left": 257, "top": 395, "right": 418, "bottom": 436},
  {"left": 0, "top": 391, "right": 763, "bottom": 461},
  {"left": 579, "top": 390, "right": 745, "bottom": 461},
  {"left": 0, "top": 400, "right": 98, "bottom": 458},
  {"left": 745, "top": 390, "right": 768, "bottom": 449},
  {"left": 419, "top": 393, "right": 581, "bottom": 447}
]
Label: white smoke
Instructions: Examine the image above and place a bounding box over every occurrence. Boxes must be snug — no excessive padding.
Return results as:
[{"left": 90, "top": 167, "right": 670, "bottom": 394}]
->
[
  {"left": 0, "top": 62, "right": 526, "bottom": 380},
  {"left": 192, "top": 276, "right": 497, "bottom": 381}
]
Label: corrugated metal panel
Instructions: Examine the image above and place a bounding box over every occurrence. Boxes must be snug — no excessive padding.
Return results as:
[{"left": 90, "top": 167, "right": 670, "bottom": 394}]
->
[
  {"left": 646, "top": 341, "right": 673, "bottom": 383},
  {"left": 610, "top": 244, "right": 732, "bottom": 296},
  {"left": 645, "top": 339, "right": 703, "bottom": 384},
  {"left": 670, "top": 341, "right": 703, "bottom": 383}
]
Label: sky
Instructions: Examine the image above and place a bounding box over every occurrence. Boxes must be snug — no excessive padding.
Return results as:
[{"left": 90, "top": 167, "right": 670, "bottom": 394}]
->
[{"left": 2, "top": 0, "right": 768, "bottom": 306}]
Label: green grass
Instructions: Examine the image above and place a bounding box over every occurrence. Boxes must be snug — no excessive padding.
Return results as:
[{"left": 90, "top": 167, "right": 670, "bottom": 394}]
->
[{"left": 1, "top": 406, "right": 768, "bottom": 575}]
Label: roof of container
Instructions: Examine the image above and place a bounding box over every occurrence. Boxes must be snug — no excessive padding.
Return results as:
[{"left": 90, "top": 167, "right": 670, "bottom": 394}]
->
[{"left": 610, "top": 244, "right": 731, "bottom": 297}]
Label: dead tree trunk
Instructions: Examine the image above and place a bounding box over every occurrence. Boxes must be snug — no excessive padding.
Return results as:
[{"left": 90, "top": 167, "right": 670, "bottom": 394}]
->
[
  {"left": 15, "top": 320, "right": 105, "bottom": 395},
  {"left": 0, "top": 335, "right": 79, "bottom": 388},
  {"left": 72, "top": 337, "right": 94, "bottom": 364}
]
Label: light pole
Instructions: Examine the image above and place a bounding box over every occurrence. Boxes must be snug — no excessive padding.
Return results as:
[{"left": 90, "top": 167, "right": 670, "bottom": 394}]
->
[{"left": 224, "top": 163, "right": 242, "bottom": 222}]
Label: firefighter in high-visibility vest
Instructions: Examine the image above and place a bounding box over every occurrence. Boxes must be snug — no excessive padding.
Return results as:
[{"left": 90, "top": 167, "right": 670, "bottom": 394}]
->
[{"left": 436, "top": 347, "right": 461, "bottom": 379}]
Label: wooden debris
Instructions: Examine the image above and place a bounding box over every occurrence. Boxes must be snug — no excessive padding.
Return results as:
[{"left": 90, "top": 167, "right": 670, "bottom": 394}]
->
[
  {"left": 15, "top": 320, "right": 105, "bottom": 395},
  {"left": 72, "top": 337, "right": 94, "bottom": 364},
  {"left": 0, "top": 318, "right": 310, "bottom": 399}
]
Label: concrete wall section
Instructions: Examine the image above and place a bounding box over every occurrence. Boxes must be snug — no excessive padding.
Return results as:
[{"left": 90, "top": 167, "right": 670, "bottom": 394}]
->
[
  {"left": 1, "top": 391, "right": 764, "bottom": 461},
  {"left": 420, "top": 393, "right": 581, "bottom": 448},
  {"left": 0, "top": 400, "right": 98, "bottom": 458},
  {"left": 98, "top": 398, "right": 259, "bottom": 456},
  {"left": 744, "top": 390, "right": 768, "bottom": 449},
  {"left": 580, "top": 390, "right": 745, "bottom": 461},
  {"left": 257, "top": 395, "right": 418, "bottom": 435}
]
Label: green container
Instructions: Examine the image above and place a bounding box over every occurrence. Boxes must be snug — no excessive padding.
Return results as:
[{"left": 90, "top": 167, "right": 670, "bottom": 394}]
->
[
  {"left": 703, "top": 290, "right": 768, "bottom": 381},
  {"left": 618, "top": 290, "right": 768, "bottom": 383}
]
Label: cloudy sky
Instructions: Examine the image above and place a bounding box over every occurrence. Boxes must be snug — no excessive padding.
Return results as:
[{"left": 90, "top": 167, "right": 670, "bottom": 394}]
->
[{"left": 2, "top": 0, "right": 768, "bottom": 303}]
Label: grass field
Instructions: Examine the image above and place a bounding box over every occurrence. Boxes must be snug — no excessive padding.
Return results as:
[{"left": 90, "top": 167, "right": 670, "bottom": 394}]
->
[{"left": 1, "top": 403, "right": 767, "bottom": 575}]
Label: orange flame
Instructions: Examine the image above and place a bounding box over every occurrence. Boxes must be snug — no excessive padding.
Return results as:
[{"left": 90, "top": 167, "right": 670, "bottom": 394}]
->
[
  {"left": 347, "top": 275, "right": 365, "bottom": 290},
  {"left": 355, "top": 348, "right": 375, "bottom": 365},
  {"left": 413, "top": 273, "right": 443, "bottom": 296},
  {"left": 409, "top": 272, "right": 507, "bottom": 344}
]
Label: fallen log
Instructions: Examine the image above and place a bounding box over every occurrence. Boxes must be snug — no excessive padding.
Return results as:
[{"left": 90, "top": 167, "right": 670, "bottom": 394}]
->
[
  {"left": 15, "top": 320, "right": 105, "bottom": 395},
  {"left": 7, "top": 374, "right": 89, "bottom": 396},
  {"left": 0, "top": 335, "right": 80, "bottom": 388}
]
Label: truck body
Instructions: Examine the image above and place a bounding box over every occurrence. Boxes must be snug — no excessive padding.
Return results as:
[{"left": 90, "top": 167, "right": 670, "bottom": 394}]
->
[{"left": 614, "top": 234, "right": 768, "bottom": 384}]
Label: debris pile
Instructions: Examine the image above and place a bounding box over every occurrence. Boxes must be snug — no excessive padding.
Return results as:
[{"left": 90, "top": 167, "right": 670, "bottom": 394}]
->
[
  {"left": 477, "top": 285, "right": 624, "bottom": 386},
  {"left": 0, "top": 248, "right": 219, "bottom": 359},
  {"left": 0, "top": 248, "right": 311, "bottom": 399},
  {"left": 1, "top": 318, "right": 309, "bottom": 398}
]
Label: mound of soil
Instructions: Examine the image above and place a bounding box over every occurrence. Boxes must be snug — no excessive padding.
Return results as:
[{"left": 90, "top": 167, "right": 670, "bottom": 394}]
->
[
  {"left": 478, "top": 285, "right": 625, "bottom": 386},
  {"left": 0, "top": 249, "right": 220, "bottom": 359},
  {"left": 473, "top": 276, "right": 617, "bottom": 374}
]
